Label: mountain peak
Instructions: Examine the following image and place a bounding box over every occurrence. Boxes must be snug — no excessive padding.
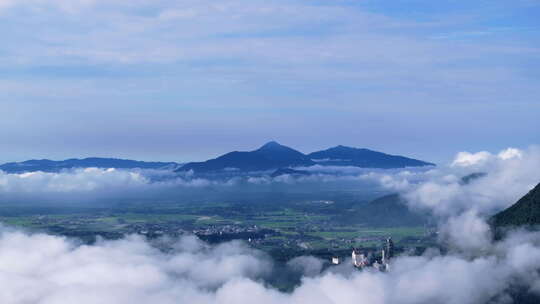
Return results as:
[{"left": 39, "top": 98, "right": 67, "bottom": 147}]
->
[
  {"left": 332, "top": 145, "right": 355, "bottom": 150},
  {"left": 257, "top": 141, "right": 287, "bottom": 151},
  {"left": 178, "top": 141, "right": 314, "bottom": 173}
]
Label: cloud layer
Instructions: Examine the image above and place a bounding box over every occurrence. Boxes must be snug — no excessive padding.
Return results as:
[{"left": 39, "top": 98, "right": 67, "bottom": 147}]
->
[
  {"left": 401, "top": 147, "right": 540, "bottom": 217},
  {"left": 2, "top": 224, "right": 540, "bottom": 303},
  {"left": 0, "top": 146, "right": 539, "bottom": 211},
  {"left": 1, "top": 0, "right": 538, "bottom": 162}
]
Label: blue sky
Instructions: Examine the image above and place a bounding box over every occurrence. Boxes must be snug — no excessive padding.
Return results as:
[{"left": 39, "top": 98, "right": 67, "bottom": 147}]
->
[{"left": 0, "top": 0, "right": 538, "bottom": 164}]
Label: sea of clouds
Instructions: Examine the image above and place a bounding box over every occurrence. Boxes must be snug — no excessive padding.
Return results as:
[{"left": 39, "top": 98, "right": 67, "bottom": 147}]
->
[
  {"left": 1, "top": 146, "right": 539, "bottom": 204},
  {"left": 1, "top": 146, "right": 540, "bottom": 303},
  {"left": 2, "top": 222, "right": 540, "bottom": 303}
]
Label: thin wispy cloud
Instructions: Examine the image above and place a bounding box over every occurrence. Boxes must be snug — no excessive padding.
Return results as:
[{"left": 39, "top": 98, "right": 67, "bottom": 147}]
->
[{"left": 0, "top": 0, "right": 538, "bottom": 162}]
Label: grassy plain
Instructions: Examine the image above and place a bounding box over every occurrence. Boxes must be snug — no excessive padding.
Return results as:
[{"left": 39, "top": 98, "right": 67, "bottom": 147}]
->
[{"left": 0, "top": 191, "right": 436, "bottom": 259}]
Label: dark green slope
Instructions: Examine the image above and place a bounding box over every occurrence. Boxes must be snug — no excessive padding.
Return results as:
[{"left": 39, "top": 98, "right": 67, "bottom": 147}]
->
[
  {"left": 338, "top": 194, "right": 428, "bottom": 227},
  {"left": 492, "top": 183, "right": 540, "bottom": 227},
  {"left": 361, "top": 194, "right": 428, "bottom": 227}
]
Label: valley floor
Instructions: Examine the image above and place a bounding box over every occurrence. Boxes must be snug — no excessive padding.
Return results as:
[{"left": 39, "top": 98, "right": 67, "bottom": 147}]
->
[{"left": 0, "top": 191, "right": 437, "bottom": 262}]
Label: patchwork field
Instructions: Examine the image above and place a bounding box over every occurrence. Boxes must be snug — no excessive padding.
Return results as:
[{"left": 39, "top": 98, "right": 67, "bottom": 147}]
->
[{"left": 0, "top": 192, "right": 437, "bottom": 261}]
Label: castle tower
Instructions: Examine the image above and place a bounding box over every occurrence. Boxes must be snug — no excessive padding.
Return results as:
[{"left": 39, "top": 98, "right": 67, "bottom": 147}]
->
[{"left": 385, "top": 237, "right": 394, "bottom": 260}]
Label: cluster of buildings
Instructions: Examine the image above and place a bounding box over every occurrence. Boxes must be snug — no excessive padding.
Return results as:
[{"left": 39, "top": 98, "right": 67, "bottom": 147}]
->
[
  {"left": 192, "top": 224, "right": 261, "bottom": 236},
  {"left": 332, "top": 237, "right": 394, "bottom": 271}
]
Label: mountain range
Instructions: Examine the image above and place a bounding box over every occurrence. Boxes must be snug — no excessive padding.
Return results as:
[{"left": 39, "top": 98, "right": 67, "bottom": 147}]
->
[
  {"left": 307, "top": 145, "right": 434, "bottom": 168},
  {"left": 177, "top": 141, "right": 434, "bottom": 173},
  {"left": 0, "top": 158, "right": 179, "bottom": 173},
  {"left": 0, "top": 141, "right": 435, "bottom": 174}
]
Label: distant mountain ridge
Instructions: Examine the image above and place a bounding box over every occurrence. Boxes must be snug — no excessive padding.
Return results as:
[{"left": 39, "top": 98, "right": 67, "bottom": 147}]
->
[
  {"left": 1, "top": 142, "right": 435, "bottom": 174},
  {"left": 179, "top": 141, "right": 315, "bottom": 173},
  {"left": 308, "top": 145, "right": 434, "bottom": 168},
  {"left": 0, "top": 158, "right": 179, "bottom": 173},
  {"left": 177, "top": 142, "right": 434, "bottom": 173}
]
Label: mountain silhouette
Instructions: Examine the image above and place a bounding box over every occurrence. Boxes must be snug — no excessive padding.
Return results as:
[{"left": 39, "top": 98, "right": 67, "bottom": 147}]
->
[
  {"left": 178, "top": 141, "right": 315, "bottom": 173},
  {"left": 0, "top": 158, "right": 179, "bottom": 173},
  {"left": 492, "top": 182, "right": 540, "bottom": 228},
  {"left": 308, "top": 145, "right": 434, "bottom": 168}
]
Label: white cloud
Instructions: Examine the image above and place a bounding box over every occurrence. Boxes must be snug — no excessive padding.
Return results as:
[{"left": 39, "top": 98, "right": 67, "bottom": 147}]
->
[
  {"left": 366, "top": 146, "right": 540, "bottom": 217},
  {"left": 498, "top": 148, "right": 523, "bottom": 160},
  {"left": 1, "top": 223, "right": 540, "bottom": 304},
  {"left": 451, "top": 151, "right": 493, "bottom": 167},
  {"left": 451, "top": 148, "right": 524, "bottom": 168},
  {"left": 439, "top": 210, "right": 492, "bottom": 255},
  {"left": 0, "top": 168, "right": 243, "bottom": 204},
  {"left": 0, "top": 168, "right": 148, "bottom": 193},
  {"left": 0, "top": 230, "right": 272, "bottom": 303},
  {"left": 0, "top": 0, "right": 98, "bottom": 12},
  {"left": 0, "top": 0, "right": 537, "bottom": 161}
]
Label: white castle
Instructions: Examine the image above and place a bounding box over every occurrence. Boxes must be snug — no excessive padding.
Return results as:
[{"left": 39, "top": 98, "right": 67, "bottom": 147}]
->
[
  {"left": 349, "top": 237, "right": 394, "bottom": 271},
  {"left": 351, "top": 248, "right": 368, "bottom": 267}
]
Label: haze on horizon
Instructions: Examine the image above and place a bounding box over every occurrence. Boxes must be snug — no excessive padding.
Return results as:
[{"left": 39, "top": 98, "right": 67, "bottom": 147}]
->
[{"left": 0, "top": 0, "right": 539, "bottom": 164}]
